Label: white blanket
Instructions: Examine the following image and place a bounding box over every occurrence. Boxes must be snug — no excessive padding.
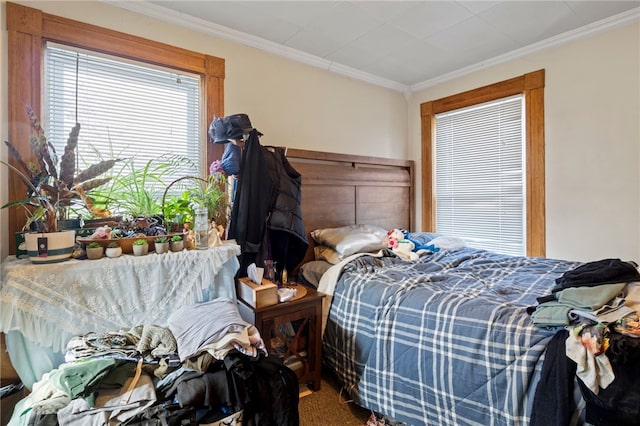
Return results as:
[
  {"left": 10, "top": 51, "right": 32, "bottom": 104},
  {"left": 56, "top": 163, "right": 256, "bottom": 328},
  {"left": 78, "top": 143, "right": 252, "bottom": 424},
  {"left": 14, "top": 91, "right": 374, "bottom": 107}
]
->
[{"left": 317, "top": 250, "right": 384, "bottom": 334}]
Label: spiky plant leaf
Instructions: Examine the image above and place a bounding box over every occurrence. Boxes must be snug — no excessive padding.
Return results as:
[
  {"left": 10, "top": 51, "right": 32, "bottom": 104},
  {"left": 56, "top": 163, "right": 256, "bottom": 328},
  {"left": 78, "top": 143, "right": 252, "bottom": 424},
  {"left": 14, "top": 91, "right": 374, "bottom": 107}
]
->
[
  {"left": 75, "top": 177, "right": 112, "bottom": 192},
  {"left": 3, "top": 141, "right": 33, "bottom": 179},
  {"left": 74, "top": 159, "right": 119, "bottom": 184},
  {"left": 58, "top": 123, "right": 80, "bottom": 186},
  {"left": 27, "top": 107, "right": 58, "bottom": 179}
]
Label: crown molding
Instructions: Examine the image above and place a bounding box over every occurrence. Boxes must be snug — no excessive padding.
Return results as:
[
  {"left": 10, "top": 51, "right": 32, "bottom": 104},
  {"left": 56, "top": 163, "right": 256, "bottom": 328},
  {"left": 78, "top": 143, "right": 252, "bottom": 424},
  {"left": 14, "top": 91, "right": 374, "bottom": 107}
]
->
[
  {"left": 104, "top": 1, "right": 638, "bottom": 94},
  {"left": 410, "top": 7, "right": 640, "bottom": 92},
  {"left": 102, "top": 0, "right": 408, "bottom": 92}
]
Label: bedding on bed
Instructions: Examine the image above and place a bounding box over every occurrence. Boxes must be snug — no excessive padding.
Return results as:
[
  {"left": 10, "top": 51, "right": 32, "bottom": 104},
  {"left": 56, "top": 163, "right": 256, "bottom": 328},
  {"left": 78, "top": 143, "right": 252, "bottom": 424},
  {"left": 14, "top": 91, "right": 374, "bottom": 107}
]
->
[{"left": 321, "top": 243, "right": 582, "bottom": 426}]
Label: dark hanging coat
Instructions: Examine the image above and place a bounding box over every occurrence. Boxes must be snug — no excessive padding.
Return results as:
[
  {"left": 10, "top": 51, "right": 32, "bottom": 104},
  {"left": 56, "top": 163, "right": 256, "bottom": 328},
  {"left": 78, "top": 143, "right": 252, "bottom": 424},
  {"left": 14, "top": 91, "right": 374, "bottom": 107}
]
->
[{"left": 227, "top": 130, "right": 307, "bottom": 277}]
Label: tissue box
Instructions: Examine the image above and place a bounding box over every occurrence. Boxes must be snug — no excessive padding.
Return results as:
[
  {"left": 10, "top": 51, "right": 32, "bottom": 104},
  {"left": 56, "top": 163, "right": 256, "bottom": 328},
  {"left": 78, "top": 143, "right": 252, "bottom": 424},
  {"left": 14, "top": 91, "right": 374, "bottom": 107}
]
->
[{"left": 236, "top": 277, "right": 278, "bottom": 309}]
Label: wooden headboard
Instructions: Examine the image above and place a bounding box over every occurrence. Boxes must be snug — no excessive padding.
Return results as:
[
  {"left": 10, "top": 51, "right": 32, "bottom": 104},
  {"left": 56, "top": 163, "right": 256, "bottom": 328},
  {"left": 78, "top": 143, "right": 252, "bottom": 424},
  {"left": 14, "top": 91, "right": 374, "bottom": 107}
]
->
[{"left": 285, "top": 148, "right": 414, "bottom": 266}]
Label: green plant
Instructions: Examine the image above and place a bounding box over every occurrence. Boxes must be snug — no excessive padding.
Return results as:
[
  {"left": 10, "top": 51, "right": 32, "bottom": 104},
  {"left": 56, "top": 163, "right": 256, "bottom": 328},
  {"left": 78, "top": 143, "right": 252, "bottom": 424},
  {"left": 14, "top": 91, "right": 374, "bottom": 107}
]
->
[
  {"left": 161, "top": 174, "right": 229, "bottom": 230},
  {"left": 171, "top": 235, "right": 183, "bottom": 242},
  {"left": 2, "top": 107, "right": 119, "bottom": 232},
  {"left": 107, "top": 242, "right": 120, "bottom": 248},
  {"left": 191, "top": 173, "right": 229, "bottom": 227},
  {"left": 90, "top": 154, "right": 192, "bottom": 219},
  {"left": 154, "top": 236, "right": 168, "bottom": 244},
  {"left": 163, "top": 192, "right": 193, "bottom": 225},
  {"left": 133, "top": 238, "right": 147, "bottom": 246},
  {"left": 87, "top": 242, "right": 102, "bottom": 249}
]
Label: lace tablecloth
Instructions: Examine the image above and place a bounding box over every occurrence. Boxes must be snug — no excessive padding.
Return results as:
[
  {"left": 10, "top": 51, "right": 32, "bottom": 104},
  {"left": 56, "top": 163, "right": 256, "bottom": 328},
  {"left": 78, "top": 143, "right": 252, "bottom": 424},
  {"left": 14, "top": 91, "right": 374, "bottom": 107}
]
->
[{"left": 0, "top": 243, "right": 241, "bottom": 354}]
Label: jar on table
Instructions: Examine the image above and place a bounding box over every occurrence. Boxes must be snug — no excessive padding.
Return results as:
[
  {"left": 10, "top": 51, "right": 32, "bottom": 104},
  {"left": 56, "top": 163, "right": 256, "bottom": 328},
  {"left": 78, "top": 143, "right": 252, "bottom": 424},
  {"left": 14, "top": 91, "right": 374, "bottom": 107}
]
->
[{"left": 194, "top": 207, "right": 209, "bottom": 250}]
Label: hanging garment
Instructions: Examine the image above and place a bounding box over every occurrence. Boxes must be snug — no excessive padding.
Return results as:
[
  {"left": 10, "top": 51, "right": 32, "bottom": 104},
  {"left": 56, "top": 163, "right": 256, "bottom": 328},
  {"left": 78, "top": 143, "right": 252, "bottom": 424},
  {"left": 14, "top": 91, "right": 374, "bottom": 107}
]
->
[
  {"left": 228, "top": 131, "right": 307, "bottom": 276},
  {"left": 228, "top": 130, "right": 275, "bottom": 267},
  {"left": 262, "top": 146, "right": 308, "bottom": 273}
]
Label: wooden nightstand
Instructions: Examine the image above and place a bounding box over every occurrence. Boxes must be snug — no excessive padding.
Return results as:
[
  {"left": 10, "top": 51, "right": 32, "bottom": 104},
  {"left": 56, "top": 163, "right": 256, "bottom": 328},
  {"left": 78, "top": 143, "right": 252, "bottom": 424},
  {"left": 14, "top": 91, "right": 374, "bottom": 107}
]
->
[{"left": 237, "top": 285, "right": 324, "bottom": 391}]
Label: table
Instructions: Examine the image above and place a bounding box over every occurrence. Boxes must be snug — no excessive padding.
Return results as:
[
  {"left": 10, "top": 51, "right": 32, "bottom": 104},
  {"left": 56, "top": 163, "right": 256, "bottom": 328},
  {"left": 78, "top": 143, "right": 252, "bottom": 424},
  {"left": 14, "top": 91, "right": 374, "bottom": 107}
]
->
[
  {"left": 237, "top": 285, "right": 324, "bottom": 391},
  {"left": 0, "top": 243, "right": 240, "bottom": 389}
]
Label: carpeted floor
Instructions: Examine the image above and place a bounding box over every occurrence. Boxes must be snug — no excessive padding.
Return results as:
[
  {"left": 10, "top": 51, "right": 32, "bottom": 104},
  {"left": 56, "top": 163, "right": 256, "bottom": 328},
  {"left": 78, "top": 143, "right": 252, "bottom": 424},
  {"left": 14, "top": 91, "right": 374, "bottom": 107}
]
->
[{"left": 298, "top": 368, "right": 372, "bottom": 425}]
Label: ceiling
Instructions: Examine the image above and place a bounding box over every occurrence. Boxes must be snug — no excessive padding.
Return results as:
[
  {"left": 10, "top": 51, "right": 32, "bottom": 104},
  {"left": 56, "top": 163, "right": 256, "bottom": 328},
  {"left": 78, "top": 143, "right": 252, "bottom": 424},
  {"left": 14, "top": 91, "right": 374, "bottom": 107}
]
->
[{"left": 112, "top": 1, "right": 640, "bottom": 92}]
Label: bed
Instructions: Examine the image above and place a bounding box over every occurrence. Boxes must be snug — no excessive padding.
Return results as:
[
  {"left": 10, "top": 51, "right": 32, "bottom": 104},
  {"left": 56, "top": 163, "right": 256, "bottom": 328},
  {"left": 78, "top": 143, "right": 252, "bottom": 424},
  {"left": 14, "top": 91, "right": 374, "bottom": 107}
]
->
[
  {"left": 320, "top": 242, "right": 579, "bottom": 425},
  {"left": 285, "top": 149, "right": 639, "bottom": 426}
]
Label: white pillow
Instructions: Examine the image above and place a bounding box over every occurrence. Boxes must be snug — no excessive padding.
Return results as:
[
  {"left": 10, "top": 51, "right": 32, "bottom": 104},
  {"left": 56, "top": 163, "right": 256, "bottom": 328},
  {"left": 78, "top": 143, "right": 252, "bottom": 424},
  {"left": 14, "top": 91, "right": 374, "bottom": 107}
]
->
[
  {"left": 428, "top": 236, "right": 467, "bottom": 251},
  {"left": 311, "top": 224, "right": 388, "bottom": 258}
]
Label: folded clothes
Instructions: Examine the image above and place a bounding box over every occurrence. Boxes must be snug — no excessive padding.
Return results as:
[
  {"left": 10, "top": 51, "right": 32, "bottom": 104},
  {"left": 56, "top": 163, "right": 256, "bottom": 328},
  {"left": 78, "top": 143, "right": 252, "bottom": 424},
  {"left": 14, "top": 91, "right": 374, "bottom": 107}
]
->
[
  {"left": 569, "top": 306, "right": 635, "bottom": 324},
  {"left": 555, "top": 258, "right": 640, "bottom": 289}
]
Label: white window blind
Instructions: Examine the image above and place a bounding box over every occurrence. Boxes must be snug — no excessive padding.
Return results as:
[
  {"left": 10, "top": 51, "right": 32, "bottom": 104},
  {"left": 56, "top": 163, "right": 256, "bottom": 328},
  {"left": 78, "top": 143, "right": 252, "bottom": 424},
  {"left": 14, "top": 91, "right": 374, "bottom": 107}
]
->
[
  {"left": 43, "top": 43, "right": 203, "bottom": 188},
  {"left": 434, "top": 95, "right": 525, "bottom": 256}
]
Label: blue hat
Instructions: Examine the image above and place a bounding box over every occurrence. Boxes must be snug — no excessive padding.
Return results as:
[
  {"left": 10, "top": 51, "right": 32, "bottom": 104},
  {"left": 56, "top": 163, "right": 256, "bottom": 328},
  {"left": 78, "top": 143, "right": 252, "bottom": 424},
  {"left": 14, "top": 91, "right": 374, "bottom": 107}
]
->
[{"left": 208, "top": 114, "right": 255, "bottom": 144}]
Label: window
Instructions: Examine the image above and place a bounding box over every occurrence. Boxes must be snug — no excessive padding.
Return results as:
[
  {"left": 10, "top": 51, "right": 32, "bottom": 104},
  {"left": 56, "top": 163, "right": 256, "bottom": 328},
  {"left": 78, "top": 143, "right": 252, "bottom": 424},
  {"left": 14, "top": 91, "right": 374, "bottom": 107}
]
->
[
  {"left": 44, "top": 43, "right": 202, "bottom": 182},
  {"left": 434, "top": 95, "right": 525, "bottom": 256},
  {"left": 5, "top": 3, "right": 225, "bottom": 252},
  {"left": 421, "top": 70, "right": 546, "bottom": 257}
]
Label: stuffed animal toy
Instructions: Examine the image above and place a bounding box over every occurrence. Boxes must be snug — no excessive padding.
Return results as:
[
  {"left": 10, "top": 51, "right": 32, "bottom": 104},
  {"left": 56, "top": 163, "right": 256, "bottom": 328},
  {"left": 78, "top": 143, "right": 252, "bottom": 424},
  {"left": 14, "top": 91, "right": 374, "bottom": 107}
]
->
[
  {"left": 386, "top": 228, "right": 439, "bottom": 261},
  {"left": 88, "top": 226, "right": 112, "bottom": 240}
]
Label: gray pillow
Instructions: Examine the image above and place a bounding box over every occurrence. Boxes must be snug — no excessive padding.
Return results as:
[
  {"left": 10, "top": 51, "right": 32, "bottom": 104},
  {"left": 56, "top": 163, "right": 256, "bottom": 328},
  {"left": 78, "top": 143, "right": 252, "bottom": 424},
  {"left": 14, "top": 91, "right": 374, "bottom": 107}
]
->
[
  {"left": 299, "top": 260, "right": 333, "bottom": 289},
  {"left": 310, "top": 224, "right": 388, "bottom": 258}
]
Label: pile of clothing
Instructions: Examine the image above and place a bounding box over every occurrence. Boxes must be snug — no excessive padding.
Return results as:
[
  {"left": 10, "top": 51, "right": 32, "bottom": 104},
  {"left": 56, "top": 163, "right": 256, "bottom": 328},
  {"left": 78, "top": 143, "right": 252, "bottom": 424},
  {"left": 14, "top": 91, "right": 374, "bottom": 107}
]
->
[
  {"left": 529, "top": 258, "right": 640, "bottom": 426},
  {"left": 8, "top": 298, "right": 299, "bottom": 426}
]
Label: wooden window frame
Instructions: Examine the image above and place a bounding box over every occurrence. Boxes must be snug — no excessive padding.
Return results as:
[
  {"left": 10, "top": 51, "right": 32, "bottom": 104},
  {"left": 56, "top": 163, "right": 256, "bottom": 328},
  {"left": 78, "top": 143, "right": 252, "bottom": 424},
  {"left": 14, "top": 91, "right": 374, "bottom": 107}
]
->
[
  {"left": 420, "top": 69, "right": 545, "bottom": 257},
  {"left": 5, "top": 2, "right": 225, "bottom": 254}
]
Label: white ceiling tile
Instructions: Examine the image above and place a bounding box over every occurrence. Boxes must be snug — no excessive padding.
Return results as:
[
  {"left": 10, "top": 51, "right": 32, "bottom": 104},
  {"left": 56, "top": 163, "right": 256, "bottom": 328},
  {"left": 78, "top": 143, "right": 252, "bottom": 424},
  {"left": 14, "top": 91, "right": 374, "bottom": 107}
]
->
[
  {"left": 284, "top": 28, "right": 345, "bottom": 58},
  {"left": 478, "top": 1, "right": 586, "bottom": 46},
  {"left": 390, "top": 1, "right": 474, "bottom": 39},
  {"left": 457, "top": 1, "right": 502, "bottom": 15},
  {"left": 426, "top": 16, "right": 518, "bottom": 58},
  {"left": 149, "top": 1, "right": 247, "bottom": 27},
  {"left": 349, "top": 23, "right": 423, "bottom": 58},
  {"left": 565, "top": 1, "right": 640, "bottom": 25},
  {"left": 242, "top": 1, "right": 341, "bottom": 27},
  {"left": 152, "top": 1, "right": 303, "bottom": 44},
  {"left": 305, "top": 2, "right": 383, "bottom": 43},
  {"left": 352, "top": 1, "right": 424, "bottom": 21}
]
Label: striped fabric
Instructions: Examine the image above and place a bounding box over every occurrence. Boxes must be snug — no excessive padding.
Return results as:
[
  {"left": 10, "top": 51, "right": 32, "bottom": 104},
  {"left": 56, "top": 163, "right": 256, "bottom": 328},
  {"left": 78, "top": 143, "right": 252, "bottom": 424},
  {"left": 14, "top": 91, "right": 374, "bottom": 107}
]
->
[{"left": 322, "top": 247, "right": 581, "bottom": 426}]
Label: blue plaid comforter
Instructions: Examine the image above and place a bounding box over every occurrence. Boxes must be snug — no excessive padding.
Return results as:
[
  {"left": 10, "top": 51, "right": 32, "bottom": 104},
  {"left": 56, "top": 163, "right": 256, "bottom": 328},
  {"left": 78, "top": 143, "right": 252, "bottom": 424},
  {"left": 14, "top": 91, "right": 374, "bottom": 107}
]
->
[{"left": 322, "top": 245, "right": 580, "bottom": 426}]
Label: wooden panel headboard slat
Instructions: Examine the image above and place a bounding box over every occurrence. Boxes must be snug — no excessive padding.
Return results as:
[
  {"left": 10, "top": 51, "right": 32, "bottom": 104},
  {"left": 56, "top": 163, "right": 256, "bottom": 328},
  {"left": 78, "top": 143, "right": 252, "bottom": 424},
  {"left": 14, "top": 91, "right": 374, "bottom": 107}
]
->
[{"left": 284, "top": 148, "right": 414, "bottom": 270}]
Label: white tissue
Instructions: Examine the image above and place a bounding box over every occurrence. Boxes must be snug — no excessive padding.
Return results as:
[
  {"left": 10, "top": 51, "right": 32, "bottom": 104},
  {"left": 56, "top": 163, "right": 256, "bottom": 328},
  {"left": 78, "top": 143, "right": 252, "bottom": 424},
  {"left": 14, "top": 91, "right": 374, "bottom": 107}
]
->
[
  {"left": 247, "top": 263, "right": 264, "bottom": 285},
  {"left": 278, "top": 287, "right": 297, "bottom": 302}
]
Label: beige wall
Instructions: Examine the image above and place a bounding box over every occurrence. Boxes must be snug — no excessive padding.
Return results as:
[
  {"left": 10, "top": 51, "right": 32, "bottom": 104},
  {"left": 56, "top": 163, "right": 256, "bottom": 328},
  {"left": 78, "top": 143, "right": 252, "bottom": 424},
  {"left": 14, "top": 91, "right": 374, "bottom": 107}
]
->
[
  {"left": 409, "top": 21, "right": 640, "bottom": 262},
  {"left": 2, "top": 1, "right": 639, "bottom": 263}
]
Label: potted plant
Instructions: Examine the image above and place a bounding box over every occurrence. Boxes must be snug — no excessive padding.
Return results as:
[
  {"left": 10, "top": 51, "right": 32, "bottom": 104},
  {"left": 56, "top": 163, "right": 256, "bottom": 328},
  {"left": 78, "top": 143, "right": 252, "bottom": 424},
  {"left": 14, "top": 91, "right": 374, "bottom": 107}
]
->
[
  {"left": 195, "top": 173, "right": 229, "bottom": 230},
  {"left": 170, "top": 234, "right": 184, "bottom": 252},
  {"left": 132, "top": 238, "right": 149, "bottom": 256},
  {"left": 154, "top": 236, "right": 170, "bottom": 254},
  {"left": 85, "top": 241, "right": 104, "bottom": 260},
  {"left": 105, "top": 242, "right": 122, "bottom": 258},
  {"left": 162, "top": 192, "right": 193, "bottom": 233},
  {"left": 90, "top": 154, "right": 189, "bottom": 222},
  {"left": 161, "top": 173, "right": 229, "bottom": 235},
  {"left": 2, "top": 107, "right": 120, "bottom": 263}
]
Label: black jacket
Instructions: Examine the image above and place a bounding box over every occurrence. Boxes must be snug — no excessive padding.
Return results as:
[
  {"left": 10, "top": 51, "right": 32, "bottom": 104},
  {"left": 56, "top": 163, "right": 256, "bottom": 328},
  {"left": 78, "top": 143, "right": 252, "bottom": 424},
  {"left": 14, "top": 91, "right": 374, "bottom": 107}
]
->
[{"left": 228, "top": 131, "right": 308, "bottom": 276}]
